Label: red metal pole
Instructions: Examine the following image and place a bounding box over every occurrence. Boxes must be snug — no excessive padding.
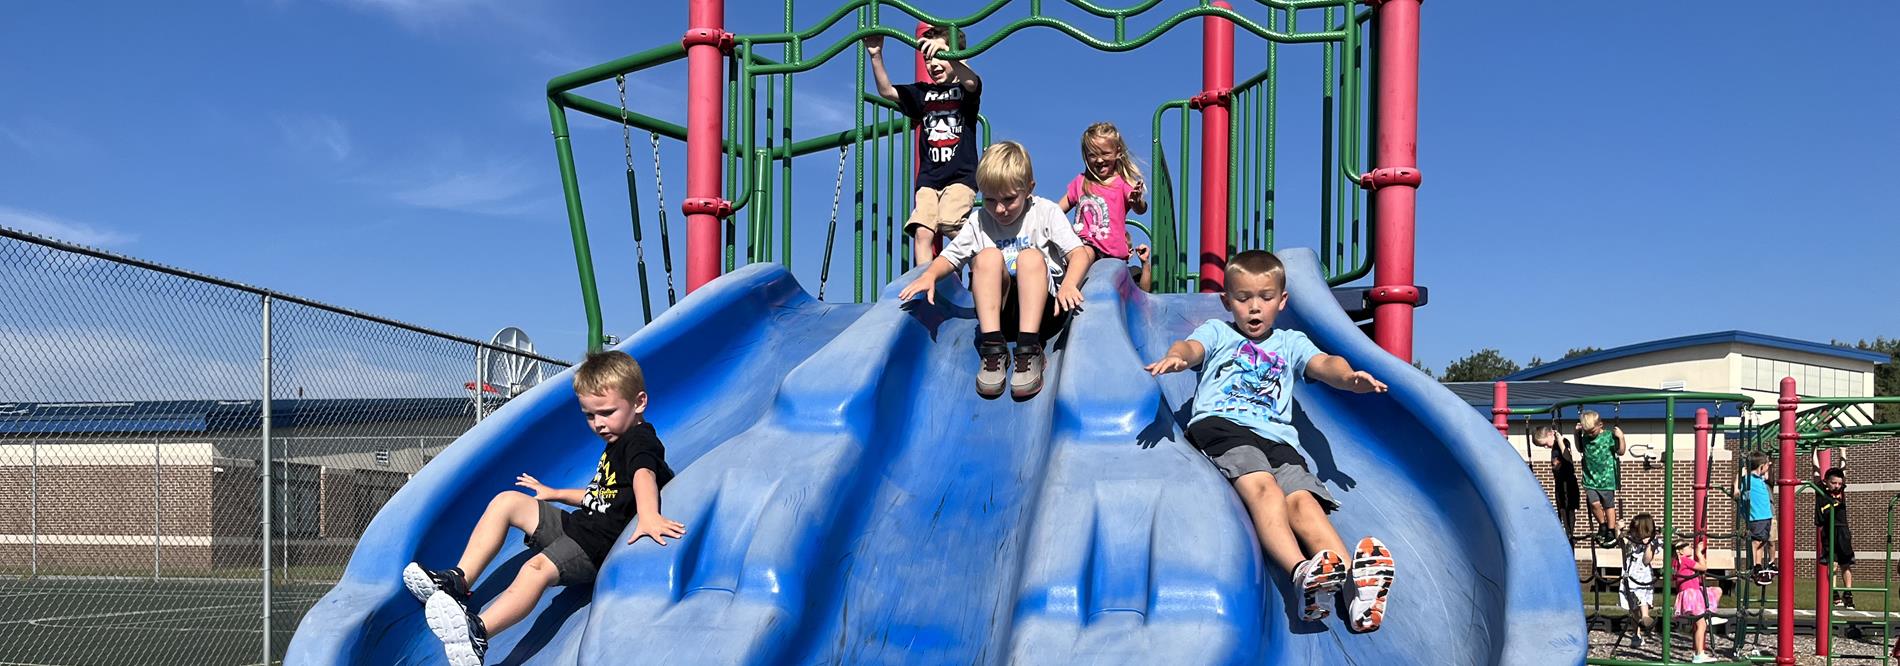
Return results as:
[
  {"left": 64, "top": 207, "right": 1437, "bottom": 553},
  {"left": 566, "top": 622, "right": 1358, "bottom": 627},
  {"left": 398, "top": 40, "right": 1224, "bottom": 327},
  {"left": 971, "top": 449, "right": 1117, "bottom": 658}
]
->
[
  {"left": 683, "top": 0, "right": 727, "bottom": 292},
  {"left": 1491, "top": 381, "right": 1509, "bottom": 440},
  {"left": 1775, "top": 377, "right": 1797, "bottom": 665},
  {"left": 1197, "top": 1, "right": 1234, "bottom": 293},
  {"left": 1365, "top": 0, "right": 1422, "bottom": 362},
  {"left": 1693, "top": 409, "right": 1710, "bottom": 537}
]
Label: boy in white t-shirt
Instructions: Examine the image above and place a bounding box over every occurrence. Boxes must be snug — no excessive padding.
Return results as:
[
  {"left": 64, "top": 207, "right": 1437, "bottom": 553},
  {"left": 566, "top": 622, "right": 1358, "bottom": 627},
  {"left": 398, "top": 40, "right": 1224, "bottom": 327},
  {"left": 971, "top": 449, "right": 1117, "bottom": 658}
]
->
[{"left": 899, "top": 140, "right": 1094, "bottom": 399}]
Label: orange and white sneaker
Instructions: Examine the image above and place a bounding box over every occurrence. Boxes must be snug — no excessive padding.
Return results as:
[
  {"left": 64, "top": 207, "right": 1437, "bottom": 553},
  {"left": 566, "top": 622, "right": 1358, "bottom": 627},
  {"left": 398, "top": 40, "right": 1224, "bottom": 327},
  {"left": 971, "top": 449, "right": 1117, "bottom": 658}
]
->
[
  {"left": 1348, "top": 536, "right": 1395, "bottom": 633},
  {"left": 1291, "top": 550, "right": 1345, "bottom": 621}
]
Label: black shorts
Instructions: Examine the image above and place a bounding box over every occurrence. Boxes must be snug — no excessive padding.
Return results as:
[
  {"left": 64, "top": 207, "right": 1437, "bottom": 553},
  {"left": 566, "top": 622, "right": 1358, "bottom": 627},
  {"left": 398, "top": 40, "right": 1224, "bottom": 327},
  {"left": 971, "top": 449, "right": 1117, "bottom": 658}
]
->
[
  {"left": 996, "top": 278, "right": 1070, "bottom": 339},
  {"left": 525, "top": 500, "right": 599, "bottom": 587},
  {"left": 1819, "top": 529, "right": 1855, "bottom": 566}
]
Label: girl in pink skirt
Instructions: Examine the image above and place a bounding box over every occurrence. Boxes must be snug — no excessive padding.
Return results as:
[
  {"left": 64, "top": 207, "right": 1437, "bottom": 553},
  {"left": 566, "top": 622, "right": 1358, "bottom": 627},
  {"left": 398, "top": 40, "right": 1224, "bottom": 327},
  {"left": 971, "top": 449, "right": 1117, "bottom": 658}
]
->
[{"left": 1672, "top": 537, "right": 1723, "bottom": 663}]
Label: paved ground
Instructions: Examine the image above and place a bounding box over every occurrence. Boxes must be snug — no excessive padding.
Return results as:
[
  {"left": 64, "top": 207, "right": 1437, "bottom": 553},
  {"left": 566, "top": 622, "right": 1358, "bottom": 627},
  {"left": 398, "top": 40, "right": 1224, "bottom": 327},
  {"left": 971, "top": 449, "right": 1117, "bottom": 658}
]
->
[{"left": 0, "top": 577, "right": 329, "bottom": 666}]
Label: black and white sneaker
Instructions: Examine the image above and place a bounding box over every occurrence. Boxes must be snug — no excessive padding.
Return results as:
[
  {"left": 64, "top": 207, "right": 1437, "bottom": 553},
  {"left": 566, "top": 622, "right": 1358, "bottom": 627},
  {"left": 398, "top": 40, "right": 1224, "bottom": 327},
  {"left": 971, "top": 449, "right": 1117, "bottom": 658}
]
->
[
  {"left": 404, "top": 562, "right": 471, "bottom": 605},
  {"left": 426, "top": 590, "right": 488, "bottom": 666}
]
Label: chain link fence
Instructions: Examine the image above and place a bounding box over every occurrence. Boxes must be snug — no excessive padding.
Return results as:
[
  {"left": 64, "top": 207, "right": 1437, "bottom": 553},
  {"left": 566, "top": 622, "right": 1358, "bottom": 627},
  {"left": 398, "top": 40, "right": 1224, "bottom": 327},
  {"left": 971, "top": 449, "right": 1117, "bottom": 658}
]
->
[{"left": 0, "top": 227, "right": 570, "bottom": 665}]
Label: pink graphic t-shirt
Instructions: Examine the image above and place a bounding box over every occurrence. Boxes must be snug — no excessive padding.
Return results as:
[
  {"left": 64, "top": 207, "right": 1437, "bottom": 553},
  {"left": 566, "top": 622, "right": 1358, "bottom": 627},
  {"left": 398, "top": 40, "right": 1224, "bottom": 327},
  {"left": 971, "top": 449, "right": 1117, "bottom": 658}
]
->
[{"left": 1064, "top": 174, "right": 1134, "bottom": 260}]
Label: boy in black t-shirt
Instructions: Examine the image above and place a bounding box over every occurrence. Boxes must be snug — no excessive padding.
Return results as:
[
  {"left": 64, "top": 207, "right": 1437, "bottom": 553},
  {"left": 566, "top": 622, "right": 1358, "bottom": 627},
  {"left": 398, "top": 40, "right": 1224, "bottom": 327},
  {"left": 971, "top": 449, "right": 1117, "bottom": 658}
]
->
[
  {"left": 865, "top": 24, "right": 982, "bottom": 267},
  {"left": 402, "top": 350, "right": 681, "bottom": 666}
]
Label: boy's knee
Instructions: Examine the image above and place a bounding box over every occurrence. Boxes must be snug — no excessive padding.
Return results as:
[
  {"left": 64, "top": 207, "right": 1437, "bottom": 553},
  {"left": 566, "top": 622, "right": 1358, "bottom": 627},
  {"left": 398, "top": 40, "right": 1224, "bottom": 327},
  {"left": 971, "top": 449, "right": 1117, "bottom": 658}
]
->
[
  {"left": 1234, "top": 472, "right": 1283, "bottom": 503},
  {"left": 973, "top": 247, "right": 1003, "bottom": 267},
  {"left": 1015, "top": 249, "right": 1048, "bottom": 274},
  {"left": 517, "top": 554, "right": 561, "bottom": 587},
  {"left": 1286, "top": 490, "right": 1322, "bottom": 514},
  {"left": 491, "top": 490, "right": 532, "bottom": 508}
]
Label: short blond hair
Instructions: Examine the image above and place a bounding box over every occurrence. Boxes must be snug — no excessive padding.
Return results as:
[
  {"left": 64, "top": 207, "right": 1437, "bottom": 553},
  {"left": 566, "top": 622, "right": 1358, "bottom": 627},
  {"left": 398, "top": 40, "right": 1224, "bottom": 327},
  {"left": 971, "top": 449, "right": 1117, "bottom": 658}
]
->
[
  {"left": 975, "top": 141, "right": 1033, "bottom": 195},
  {"left": 573, "top": 350, "right": 645, "bottom": 403},
  {"left": 1578, "top": 410, "right": 1601, "bottom": 433},
  {"left": 1227, "top": 250, "right": 1286, "bottom": 290}
]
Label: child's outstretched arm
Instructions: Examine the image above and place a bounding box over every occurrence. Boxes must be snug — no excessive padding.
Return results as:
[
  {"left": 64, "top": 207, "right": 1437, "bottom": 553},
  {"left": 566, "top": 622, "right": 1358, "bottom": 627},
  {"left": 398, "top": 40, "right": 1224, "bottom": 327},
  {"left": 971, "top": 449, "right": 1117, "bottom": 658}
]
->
[
  {"left": 921, "top": 38, "right": 980, "bottom": 92},
  {"left": 864, "top": 35, "right": 899, "bottom": 102},
  {"left": 1054, "top": 246, "right": 1094, "bottom": 312},
  {"left": 1146, "top": 339, "right": 1205, "bottom": 375},
  {"left": 1306, "top": 354, "right": 1390, "bottom": 394},
  {"left": 626, "top": 468, "right": 686, "bottom": 546},
  {"left": 897, "top": 256, "right": 959, "bottom": 304},
  {"left": 514, "top": 474, "right": 586, "bottom": 506}
]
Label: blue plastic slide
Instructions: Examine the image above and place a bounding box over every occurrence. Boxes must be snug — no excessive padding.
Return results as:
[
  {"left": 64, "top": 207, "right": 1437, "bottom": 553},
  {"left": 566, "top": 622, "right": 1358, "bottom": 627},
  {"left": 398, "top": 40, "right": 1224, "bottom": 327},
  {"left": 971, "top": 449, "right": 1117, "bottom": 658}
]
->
[{"left": 288, "top": 249, "right": 1584, "bottom": 665}]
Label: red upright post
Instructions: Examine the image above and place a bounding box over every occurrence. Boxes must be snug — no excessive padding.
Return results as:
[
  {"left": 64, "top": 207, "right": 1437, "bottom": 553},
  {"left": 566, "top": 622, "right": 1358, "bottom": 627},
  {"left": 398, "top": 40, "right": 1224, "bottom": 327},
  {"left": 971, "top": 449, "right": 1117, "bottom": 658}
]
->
[
  {"left": 1693, "top": 409, "right": 1710, "bottom": 537},
  {"left": 1364, "top": 0, "right": 1423, "bottom": 362},
  {"left": 1196, "top": 1, "right": 1234, "bottom": 292},
  {"left": 1775, "top": 377, "right": 1798, "bottom": 665},
  {"left": 1491, "top": 381, "right": 1509, "bottom": 440},
  {"left": 682, "top": 0, "right": 729, "bottom": 292}
]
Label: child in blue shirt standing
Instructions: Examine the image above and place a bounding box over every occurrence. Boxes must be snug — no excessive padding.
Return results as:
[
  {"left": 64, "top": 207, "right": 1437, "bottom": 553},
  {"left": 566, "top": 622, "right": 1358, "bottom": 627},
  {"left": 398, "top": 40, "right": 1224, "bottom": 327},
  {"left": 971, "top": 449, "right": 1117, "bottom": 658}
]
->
[
  {"left": 1737, "top": 452, "right": 1777, "bottom": 582},
  {"left": 1146, "top": 250, "right": 1397, "bottom": 632}
]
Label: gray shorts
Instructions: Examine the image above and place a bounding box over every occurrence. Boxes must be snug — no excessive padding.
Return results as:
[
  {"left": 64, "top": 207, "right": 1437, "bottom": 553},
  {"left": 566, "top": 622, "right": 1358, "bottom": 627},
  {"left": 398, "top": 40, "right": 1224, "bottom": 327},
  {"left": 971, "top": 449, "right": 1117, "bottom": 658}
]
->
[
  {"left": 1747, "top": 518, "right": 1773, "bottom": 543},
  {"left": 1184, "top": 417, "right": 1341, "bottom": 512},
  {"left": 525, "top": 500, "right": 598, "bottom": 587},
  {"left": 1586, "top": 488, "right": 1617, "bottom": 509}
]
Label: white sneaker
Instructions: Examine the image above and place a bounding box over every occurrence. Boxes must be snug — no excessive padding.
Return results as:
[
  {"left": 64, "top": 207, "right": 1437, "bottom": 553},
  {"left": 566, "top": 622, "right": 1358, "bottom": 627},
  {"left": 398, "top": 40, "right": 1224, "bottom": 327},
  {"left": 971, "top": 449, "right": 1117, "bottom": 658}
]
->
[
  {"left": 1347, "top": 537, "right": 1396, "bottom": 633},
  {"left": 1291, "top": 550, "right": 1345, "bottom": 622},
  {"left": 1691, "top": 653, "right": 1717, "bottom": 663}
]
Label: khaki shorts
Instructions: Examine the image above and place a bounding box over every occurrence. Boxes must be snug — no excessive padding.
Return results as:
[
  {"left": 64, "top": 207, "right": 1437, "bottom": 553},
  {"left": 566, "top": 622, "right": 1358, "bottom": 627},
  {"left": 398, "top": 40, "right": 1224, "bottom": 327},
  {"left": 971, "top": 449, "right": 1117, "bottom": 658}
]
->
[{"left": 906, "top": 183, "right": 975, "bottom": 239}]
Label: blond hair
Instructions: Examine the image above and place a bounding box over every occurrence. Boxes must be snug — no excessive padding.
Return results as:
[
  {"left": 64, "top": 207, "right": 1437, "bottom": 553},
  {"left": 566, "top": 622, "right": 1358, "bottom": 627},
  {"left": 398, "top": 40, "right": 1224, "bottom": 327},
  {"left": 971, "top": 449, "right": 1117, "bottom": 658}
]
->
[
  {"left": 1227, "top": 250, "right": 1286, "bottom": 290},
  {"left": 1079, "top": 122, "right": 1144, "bottom": 188},
  {"left": 573, "top": 350, "right": 646, "bottom": 403},
  {"left": 1578, "top": 410, "right": 1602, "bottom": 434},
  {"left": 975, "top": 141, "right": 1034, "bottom": 195}
]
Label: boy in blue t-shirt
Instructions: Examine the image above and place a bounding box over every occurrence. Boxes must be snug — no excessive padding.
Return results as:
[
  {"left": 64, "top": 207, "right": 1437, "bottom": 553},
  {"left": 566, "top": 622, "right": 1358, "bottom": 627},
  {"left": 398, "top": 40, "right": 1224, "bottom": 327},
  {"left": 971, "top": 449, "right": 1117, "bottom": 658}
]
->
[
  {"left": 1736, "top": 452, "right": 1777, "bottom": 582},
  {"left": 1146, "top": 250, "right": 1396, "bottom": 633}
]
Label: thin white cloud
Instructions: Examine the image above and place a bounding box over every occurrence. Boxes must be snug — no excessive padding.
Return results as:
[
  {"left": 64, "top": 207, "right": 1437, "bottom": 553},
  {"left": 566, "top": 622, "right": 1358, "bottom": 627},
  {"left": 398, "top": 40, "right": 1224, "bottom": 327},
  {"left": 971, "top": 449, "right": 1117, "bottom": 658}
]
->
[
  {"left": 391, "top": 159, "right": 543, "bottom": 215},
  {"left": 277, "top": 113, "right": 353, "bottom": 162},
  {"left": 0, "top": 117, "right": 97, "bottom": 160},
  {"left": 0, "top": 206, "right": 136, "bottom": 247}
]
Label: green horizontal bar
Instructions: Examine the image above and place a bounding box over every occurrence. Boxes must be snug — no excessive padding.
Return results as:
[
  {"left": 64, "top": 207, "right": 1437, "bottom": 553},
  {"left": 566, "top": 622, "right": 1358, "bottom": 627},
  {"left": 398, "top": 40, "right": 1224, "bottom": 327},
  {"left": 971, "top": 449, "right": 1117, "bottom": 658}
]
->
[
  {"left": 1505, "top": 391, "right": 1757, "bottom": 415},
  {"left": 1799, "top": 423, "right": 1900, "bottom": 440},
  {"left": 548, "top": 42, "right": 686, "bottom": 94},
  {"left": 781, "top": 117, "right": 910, "bottom": 158},
  {"left": 556, "top": 92, "right": 689, "bottom": 141},
  {"left": 1745, "top": 396, "right": 1900, "bottom": 409}
]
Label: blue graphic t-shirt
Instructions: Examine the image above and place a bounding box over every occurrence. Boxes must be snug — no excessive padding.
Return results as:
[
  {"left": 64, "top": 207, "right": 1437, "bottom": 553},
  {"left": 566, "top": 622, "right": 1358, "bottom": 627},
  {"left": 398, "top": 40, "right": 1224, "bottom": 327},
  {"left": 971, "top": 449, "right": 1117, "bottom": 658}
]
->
[
  {"left": 1744, "top": 473, "right": 1772, "bottom": 521},
  {"left": 1186, "top": 321, "right": 1323, "bottom": 448}
]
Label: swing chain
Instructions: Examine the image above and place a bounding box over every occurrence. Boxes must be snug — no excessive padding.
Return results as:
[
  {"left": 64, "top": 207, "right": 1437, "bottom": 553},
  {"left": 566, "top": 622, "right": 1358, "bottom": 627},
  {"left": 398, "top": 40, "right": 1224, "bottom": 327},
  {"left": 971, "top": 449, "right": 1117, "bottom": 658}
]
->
[
  {"left": 817, "top": 144, "right": 848, "bottom": 300},
  {"left": 652, "top": 131, "right": 679, "bottom": 306},
  {"left": 617, "top": 76, "right": 650, "bottom": 274}
]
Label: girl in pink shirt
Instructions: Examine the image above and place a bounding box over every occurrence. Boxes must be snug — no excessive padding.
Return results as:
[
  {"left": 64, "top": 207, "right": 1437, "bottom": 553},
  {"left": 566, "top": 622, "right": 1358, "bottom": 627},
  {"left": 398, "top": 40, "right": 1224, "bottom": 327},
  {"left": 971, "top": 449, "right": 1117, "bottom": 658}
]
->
[
  {"left": 1058, "top": 122, "right": 1147, "bottom": 261},
  {"left": 1672, "top": 537, "right": 1723, "bottom": 663}
]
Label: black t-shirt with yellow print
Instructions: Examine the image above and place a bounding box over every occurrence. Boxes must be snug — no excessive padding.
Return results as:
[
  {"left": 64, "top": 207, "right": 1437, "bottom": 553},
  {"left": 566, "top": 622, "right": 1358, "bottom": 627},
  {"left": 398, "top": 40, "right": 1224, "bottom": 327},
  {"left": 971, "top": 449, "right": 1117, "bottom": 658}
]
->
[{"left": 563, "top": 420, "right": 673, "bottom": 562}]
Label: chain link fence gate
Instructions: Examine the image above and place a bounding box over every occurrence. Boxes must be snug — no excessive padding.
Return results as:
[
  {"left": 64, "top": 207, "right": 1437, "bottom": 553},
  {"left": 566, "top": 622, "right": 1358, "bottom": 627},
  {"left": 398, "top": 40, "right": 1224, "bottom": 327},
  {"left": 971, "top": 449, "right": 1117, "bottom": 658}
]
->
[{"left": 0, "top": 227, "right": 571, "bottom": 665}]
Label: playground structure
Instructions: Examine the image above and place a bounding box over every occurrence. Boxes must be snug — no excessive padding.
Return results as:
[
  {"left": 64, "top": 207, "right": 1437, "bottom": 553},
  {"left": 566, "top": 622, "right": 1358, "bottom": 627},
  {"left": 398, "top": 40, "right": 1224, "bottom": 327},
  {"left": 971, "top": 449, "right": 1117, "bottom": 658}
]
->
[
  {"left": 1492, "top": 384, "right": 1900, "bottom": 665},
  {"left": 275, "top": 0, "right": 1897, "bottom": 664}
]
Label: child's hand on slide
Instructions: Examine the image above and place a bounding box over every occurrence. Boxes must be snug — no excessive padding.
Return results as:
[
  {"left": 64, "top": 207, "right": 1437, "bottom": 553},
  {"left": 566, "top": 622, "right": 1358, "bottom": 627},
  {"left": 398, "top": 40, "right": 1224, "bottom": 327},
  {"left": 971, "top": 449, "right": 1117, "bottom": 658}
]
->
[
  {"left": 1145, "top": 355, "right": 1189, "bottom": 376},
  {"left": 1343, "top": 371, "right": 1388, "bottom": 394},
  {"left": 1055, "top": 284, "right": 1084, "bottom": 312},
  {"left": 898, "top": 276, "right": 936, "bottom": 304},
  {"left": 628, "top": 513, "right": 687, "bottom": 546},
  {"left": 514, "top": 474, "right": 553, "bottom": 499}
]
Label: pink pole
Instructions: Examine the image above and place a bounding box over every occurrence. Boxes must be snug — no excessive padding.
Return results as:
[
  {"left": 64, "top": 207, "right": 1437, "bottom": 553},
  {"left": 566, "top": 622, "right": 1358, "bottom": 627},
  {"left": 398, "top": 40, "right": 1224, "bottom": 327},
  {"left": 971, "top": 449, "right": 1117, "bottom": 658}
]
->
[
  {"left": 1197, "top": 1, "right": 1234, "bottom": 293},
  {"left": 682, "top": 0, "right": 727, "bottom": 292},
  {"left": 1491, "top": 381, "right": 1509, "bottom": 440},
  {"left": 1693, "top": 409, "right": 1710, "bottom": 537},
  {"left": 1365, "top": 0, "right": 1422, "bottom": 362},
  {"left": 1775, "top": 377, "right": 1797, "bottom": 665}
]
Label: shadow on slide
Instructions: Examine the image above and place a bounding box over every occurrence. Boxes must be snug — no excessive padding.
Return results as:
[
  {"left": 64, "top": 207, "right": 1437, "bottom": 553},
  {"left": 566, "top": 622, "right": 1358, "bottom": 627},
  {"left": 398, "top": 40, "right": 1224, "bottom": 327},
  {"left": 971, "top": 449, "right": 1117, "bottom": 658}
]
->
[{"left": 290, "top": 249, "right": 1583, "bottom": 665}]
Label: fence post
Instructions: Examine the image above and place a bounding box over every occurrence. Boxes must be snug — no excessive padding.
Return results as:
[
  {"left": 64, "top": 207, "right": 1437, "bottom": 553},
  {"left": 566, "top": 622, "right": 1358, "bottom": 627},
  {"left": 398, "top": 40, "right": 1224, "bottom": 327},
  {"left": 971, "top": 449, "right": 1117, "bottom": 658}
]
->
[
  {"left": 154, "top": 439, "right": 162, "bottom": 579},
  {"left": 260, "top": 294, "right": 275, "bottom": 665},
  {"left": 30, "top": 439, "right": 38, "bottom": 579}
]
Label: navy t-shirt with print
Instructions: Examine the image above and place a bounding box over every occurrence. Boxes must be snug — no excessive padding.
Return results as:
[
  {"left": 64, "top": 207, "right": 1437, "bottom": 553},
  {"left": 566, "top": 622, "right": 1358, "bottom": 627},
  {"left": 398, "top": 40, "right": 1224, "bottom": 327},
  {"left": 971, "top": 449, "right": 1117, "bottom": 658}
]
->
[
  {"left": 562, "top": 421, "right": 674, "bottom": 562},
  {"left": 895, "top": 81, "right": 981, "bottom": 190}
]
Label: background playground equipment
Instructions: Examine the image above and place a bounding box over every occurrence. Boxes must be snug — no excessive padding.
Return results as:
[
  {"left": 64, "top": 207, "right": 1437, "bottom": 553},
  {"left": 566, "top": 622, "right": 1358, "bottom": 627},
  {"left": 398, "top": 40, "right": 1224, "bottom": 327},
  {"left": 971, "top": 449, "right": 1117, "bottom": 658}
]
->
[
  {"left": 1491, "top": 384, "right": 1900, "bottom": 665},
  {"left": 538, "top": 0, "right": 1421, "bottom": 360}
]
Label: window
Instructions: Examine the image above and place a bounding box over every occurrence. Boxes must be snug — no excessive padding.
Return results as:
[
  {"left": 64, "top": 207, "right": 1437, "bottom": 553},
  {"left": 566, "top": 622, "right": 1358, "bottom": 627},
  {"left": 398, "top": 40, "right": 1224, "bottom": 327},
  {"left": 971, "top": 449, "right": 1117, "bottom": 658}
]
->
[
  {"left": 1805, "top": 365, "right": 1821, "bottom": 394},
  {"left": 1661, "top": 380, "right": 1687, "bottom": 391}
]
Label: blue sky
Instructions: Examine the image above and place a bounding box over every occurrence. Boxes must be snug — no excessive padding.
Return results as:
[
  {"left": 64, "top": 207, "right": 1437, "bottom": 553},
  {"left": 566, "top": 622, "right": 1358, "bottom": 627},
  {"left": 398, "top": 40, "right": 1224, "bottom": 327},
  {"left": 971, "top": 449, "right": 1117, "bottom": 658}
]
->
[{"left": 2, "top": 0, "right": 1895, "bottom": 372}]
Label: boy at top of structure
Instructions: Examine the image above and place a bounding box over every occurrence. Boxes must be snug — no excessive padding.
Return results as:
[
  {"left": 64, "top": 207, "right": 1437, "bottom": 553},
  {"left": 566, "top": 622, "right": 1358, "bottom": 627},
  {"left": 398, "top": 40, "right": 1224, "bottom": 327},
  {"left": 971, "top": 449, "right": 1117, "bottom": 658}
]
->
[
  {"left": 899, "top": 141, "right": 1092, "bottom": 400},
  {"left": 1575, "top": 410, "right": 1626, "bottom": 548},
  {"left": 1144, "top": 250, "right": 1397, "bottom": 632},
  {"left": 864, "top": 25, "right": 982, "bottom": 267},
  {"left": 1737, "top": 451, "right": 1777, "bottom": 582},
  {"left": 402, "top": 351, "right": 684, "bottom": 666}
]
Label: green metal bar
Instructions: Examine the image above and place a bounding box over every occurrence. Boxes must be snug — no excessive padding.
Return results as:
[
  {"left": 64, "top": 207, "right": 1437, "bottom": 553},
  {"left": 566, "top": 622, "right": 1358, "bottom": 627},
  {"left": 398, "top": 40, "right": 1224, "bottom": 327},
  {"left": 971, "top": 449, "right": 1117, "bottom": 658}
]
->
[
  {"left": 547, "top": 98, "right": 604, "bottom": 352},
  {"left": 1177, "top": 101, "right": 1189, "bottom": 290},
  {"left": 547, "top": 42, "right": 687, "bottom": 94},
  {"left": 781, "top": 18, "right": 797, "bottom": 266},
  {"left": 724, "top": 54, "right": 738, "bottom": 273},
  {"left": 1660, "top": 396, "right": 1677, "bottom": 661},
  {"left": 625, "top": 168, "right": 653, "bottom": 324},
  {"left": 869, "top": 102, "right": 880, "bottom": 292},
  {"left": 557, "top": 92, "right": 688, "bottom": 141},
  {"left": 1506, "top": 392, "right": 1758, "bottom": 415},
  {"left": 761, "top": 75, "right": 776, "bottom": 263},
  {"left": 1266, "top": 7, "right": 1279, "bottom": 251},
  {"left": 854, "top": 8, "right": 866, "bottom": 303},
  {"left": 1228, "top": 88, "right": 1241, "bottom": 258}
]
